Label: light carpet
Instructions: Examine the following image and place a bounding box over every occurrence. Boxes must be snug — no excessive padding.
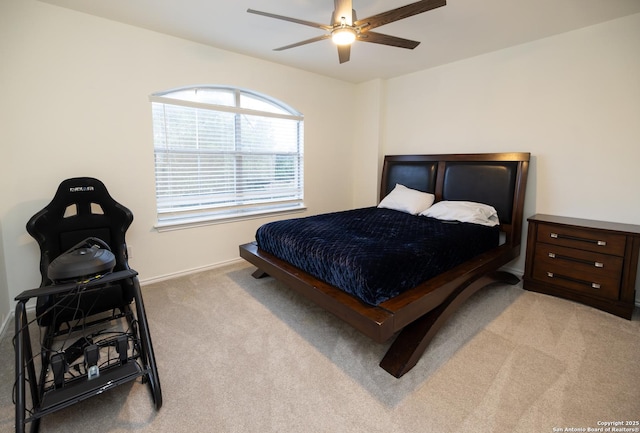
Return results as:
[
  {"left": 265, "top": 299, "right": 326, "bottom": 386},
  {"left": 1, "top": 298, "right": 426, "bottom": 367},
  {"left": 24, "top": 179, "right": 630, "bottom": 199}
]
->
[{"left": 1, "top": 261, "right": 638, "bottom": 432}]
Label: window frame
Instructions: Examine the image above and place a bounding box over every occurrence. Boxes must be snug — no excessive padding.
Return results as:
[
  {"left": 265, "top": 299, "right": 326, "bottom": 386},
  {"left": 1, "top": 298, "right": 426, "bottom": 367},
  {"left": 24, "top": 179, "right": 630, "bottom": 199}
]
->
[{"left": 149, "top": 85, "right": 305, "bottom": 231}]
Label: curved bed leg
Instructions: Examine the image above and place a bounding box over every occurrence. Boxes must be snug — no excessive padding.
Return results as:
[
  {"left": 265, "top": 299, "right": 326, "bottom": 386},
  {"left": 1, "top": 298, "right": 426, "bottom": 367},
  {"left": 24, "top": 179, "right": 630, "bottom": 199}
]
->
[
  {"left": 380, "top": 271, "right": 519, "bottom": 378},
  {"left": 251, "top": 269, "right": 270, "bottom": 279}
]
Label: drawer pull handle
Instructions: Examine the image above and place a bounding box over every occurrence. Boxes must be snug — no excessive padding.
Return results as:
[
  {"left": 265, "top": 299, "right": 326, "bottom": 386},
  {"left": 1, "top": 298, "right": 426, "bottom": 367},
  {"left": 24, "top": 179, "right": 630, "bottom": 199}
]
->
[
  {"left": 548, "top": 252, "right": 606, "bottom": 268},
  {"left": 545, "top": 271, "right": 602, "bottom": 290},
  {"left": 549, "top": 232, "right": 607, "bottom": 247}
]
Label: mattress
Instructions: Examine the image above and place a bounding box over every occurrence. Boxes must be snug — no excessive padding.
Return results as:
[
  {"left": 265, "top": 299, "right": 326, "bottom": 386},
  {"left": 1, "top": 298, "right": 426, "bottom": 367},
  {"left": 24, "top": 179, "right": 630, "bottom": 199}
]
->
[{"left": 255, "top": 207, "right": 500, "bottom": 306}]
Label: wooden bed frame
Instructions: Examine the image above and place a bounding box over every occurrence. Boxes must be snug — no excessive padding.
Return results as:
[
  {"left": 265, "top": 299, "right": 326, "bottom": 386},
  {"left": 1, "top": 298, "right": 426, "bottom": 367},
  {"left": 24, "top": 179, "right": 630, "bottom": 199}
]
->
[{"left": 239, "top": 152, "right": 530, "bottom": 377}]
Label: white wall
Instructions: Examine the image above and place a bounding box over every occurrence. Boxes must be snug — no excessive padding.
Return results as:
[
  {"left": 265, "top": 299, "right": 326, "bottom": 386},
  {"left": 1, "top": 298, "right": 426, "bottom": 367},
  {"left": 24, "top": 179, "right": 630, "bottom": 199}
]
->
[
  {"left": 380, "top": 14, "right": 640, "bottom": 302},
  {"left": 0, "top": 0, "right": 356, "bottom": 311},
  {"left": 352, "top": 79, "right": 386, "bottom": 207}
]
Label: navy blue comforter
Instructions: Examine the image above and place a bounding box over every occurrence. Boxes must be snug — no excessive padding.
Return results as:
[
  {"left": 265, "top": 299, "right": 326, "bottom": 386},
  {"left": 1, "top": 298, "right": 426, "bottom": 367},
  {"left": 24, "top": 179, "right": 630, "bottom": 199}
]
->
[{"left": 255, "top": 207, "right": 499, "bottom": 306}]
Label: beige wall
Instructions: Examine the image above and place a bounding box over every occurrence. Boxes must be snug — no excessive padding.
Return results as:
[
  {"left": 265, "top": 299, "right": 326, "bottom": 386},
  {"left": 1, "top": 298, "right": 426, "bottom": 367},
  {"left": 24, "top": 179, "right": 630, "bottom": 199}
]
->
[{"left": 1, "top": 0, "right": 639, "bottom": 328}]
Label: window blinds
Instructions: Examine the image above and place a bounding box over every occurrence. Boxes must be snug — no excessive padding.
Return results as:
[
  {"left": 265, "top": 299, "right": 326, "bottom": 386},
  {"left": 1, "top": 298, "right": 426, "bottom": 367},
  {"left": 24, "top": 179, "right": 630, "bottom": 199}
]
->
[{"left": 150, "top": 88, "right": 304, "bottom": 225}]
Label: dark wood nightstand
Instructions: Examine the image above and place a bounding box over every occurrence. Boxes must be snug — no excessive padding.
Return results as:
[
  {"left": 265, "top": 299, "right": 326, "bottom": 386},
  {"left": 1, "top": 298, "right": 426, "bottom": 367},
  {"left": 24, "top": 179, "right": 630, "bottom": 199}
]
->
[{"left": 523, "top": 214, "right": 640, "bottom": 319}]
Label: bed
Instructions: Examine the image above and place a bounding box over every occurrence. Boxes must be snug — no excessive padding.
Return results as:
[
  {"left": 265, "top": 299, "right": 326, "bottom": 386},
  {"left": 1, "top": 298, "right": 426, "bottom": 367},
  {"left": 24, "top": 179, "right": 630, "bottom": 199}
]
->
[{"left": 239, "top": 152, "right": 530, "bottom": 377}]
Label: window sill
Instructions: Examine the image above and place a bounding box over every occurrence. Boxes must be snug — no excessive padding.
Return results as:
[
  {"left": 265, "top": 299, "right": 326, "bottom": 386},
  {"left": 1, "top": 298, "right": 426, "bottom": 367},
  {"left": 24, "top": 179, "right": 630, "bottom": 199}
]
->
[{"left": 154, "top": 205, "right": 307, "bottom": 232}]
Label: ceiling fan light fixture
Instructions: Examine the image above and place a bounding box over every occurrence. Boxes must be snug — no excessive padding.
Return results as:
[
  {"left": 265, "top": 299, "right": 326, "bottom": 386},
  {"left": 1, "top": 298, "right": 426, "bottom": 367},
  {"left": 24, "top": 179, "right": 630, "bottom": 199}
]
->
[
  {"left": 331, "top": 27, "right": 356, "bottom": 45},
  {"left": 248, "top": 0, "right": 447, "bottom": 63}
]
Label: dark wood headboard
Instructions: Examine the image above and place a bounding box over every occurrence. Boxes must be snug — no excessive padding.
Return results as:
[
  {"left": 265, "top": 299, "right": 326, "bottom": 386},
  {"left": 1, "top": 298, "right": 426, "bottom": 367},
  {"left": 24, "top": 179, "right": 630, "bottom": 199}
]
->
[{"left": 380, "top": 152, "right": 530, "bottom": 247}]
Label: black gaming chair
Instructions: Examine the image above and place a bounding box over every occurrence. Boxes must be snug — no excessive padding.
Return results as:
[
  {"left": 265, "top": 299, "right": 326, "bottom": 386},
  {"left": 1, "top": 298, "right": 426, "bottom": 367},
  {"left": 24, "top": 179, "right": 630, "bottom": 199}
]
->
[{"left": 14, "top": 177, "right": 162, "bottom": 433}]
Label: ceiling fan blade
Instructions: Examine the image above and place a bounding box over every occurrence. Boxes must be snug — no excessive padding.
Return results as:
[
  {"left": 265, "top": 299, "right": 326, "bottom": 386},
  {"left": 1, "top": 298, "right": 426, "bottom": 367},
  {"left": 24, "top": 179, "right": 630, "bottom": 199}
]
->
[
  {"left": 247, "top": 8, "right": 333, "bottom": 31},
  {"left": 357, "top": 31, "right": 420, "bottom": 49},
  {"left": 274, "top": 34, "right": 331, "bottom": 51},
  {"left": 354, "top": 0, "right": 446, "bottom": 32},
  {"left": 337, "top": 44, "right": 351, "bottom": 64},
  {"left": 333, "top": 0, "right": 354, "bottom": 25}
]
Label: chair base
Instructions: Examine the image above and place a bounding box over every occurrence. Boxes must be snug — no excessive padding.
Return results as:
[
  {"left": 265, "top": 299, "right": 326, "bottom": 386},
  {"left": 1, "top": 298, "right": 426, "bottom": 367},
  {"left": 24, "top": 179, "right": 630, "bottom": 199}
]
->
[{"left": 14, "top": 271, "right": 162, "bottom": 433}]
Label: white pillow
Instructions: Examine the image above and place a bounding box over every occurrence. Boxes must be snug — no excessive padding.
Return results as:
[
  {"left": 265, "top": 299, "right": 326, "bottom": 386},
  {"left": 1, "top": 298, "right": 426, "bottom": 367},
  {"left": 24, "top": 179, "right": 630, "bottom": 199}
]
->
[
  {"left": 378, "top": 184, "right": 435, "bottom": 215},
  {"left": 420, "top": 201, "right": 500, "bottom": 226}
]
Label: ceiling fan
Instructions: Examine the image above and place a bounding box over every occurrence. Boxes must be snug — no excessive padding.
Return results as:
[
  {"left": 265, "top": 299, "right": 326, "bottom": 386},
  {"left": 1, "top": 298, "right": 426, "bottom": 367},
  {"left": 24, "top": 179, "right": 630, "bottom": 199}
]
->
[{"left": 247, "top": 0, "right": 446, "bottom": 64}]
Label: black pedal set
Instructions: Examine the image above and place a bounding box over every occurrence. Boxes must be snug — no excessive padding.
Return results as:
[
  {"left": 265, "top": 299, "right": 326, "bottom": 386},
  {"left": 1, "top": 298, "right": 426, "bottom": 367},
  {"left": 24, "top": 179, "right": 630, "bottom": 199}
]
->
[{"left": 51, "top": 334, "right": 131, "bottom": 388}]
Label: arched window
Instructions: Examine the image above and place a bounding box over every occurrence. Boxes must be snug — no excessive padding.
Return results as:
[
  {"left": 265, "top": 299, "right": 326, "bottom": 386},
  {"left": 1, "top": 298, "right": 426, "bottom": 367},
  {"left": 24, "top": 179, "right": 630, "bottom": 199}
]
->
[{"left": 150, "top": 86, "right": 304, "bottom": 229}]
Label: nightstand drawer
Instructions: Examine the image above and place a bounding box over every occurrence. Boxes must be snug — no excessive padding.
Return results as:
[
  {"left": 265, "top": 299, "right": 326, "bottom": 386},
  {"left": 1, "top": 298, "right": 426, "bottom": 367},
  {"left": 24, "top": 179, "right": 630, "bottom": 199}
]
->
[
  {"left": 532, "top": 245, "right": 622, "bottom": 300},
  {"left": 536, "top": 224, "right": 626, "bottom": 256},
  {"left": 534, "top": 243, "right": 623, "bottom": 279},
  {"left": 531, "top": 267, "right": 620, "bottom": 300}
]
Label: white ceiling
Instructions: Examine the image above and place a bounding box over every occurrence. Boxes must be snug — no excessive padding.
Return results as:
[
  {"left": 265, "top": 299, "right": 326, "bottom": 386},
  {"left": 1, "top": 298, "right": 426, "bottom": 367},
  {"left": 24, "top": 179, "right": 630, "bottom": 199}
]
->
[{"left": 39, "top": 0, "right": 640, "bottom": 83}]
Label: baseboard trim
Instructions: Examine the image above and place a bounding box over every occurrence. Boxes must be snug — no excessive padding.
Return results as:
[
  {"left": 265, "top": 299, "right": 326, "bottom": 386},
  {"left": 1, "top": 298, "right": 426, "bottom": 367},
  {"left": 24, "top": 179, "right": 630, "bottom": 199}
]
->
[
  {"left": 0, "top": 313, "right": 9, "bottom": 340},
  {"left": 138, "top": 258, "right": 246, "bottom": 286}
]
